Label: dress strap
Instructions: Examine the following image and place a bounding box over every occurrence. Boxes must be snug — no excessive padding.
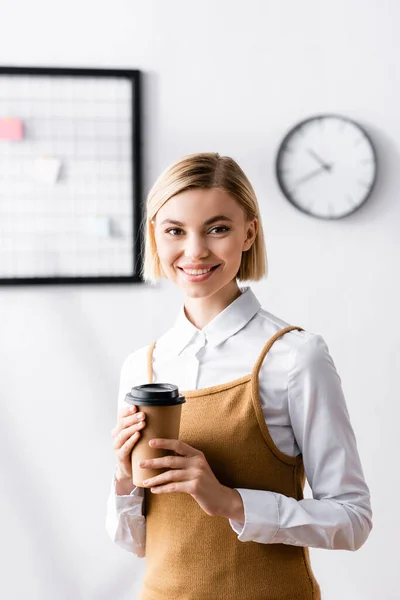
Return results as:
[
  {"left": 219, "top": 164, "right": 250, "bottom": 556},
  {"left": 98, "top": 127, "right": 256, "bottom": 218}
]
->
[
  {"left": 251, "top": 326, "right": 304, "bottom": 379},
  {"left": 147, "top": 341, "right": 156, "bottom": 383}
]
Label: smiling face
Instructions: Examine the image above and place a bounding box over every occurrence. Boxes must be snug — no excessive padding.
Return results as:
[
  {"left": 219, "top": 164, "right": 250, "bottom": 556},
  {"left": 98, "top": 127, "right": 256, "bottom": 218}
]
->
[{"left": 153, "top": 187, "right": 257, "bottom": 301}]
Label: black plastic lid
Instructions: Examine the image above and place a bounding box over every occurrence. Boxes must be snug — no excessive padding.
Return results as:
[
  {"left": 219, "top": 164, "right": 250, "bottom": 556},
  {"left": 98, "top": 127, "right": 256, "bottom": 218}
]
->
[{"left": 125, "top": 383, "right": 186, "bottom": 406}]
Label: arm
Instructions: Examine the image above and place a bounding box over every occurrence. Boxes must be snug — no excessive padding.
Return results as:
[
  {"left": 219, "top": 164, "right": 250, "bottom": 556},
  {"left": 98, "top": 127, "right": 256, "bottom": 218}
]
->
[
  {"left": 105, "top": 471, "right": 146, "bottom": 557},
  {"left": 228, "top": 334, "right": 373, "bottom": 550},
  {"left": 105, "top": 350, "right": 149, "bottom": 556}
]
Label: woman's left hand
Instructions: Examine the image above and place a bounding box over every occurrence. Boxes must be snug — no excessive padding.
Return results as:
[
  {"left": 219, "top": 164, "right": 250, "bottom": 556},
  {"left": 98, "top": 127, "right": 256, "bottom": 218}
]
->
[{"left": 139, "top": 438, "right": 242, "bottom": 519}]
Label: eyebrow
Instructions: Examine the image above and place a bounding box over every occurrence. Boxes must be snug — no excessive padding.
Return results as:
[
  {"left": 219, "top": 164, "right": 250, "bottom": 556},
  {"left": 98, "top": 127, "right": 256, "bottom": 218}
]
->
[{"left": 159, "top": 215, "right": 234, "bottom": 226}]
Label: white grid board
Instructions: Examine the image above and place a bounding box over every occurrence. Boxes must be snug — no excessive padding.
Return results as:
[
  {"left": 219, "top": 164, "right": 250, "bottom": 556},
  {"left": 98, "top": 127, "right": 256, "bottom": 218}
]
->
[{"left": 0, "top": 74, "right": 135, "bottom": 279}]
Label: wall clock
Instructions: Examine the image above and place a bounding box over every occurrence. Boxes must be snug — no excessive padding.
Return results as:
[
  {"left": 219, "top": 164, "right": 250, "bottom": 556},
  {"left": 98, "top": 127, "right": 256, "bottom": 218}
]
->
[{"left": 275, "top": 114, "right": 377, "bottom": 219}]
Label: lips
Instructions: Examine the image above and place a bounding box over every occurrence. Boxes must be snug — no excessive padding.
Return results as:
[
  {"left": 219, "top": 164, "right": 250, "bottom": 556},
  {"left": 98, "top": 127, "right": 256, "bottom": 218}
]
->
[
  {"left": 179, "top": 264, "right": 220, "bottom": 270},
  {"left": 177, "top": 265, "right": 220, "bottom": 275},
  {"left": 177, "top": 264, "right": 221, "bottom": 283}
]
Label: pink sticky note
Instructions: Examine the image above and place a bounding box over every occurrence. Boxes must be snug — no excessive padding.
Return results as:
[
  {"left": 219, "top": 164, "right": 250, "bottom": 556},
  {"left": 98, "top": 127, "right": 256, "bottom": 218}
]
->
[{"left": 0, "top": 118, "right": 23, "bottom": 141}]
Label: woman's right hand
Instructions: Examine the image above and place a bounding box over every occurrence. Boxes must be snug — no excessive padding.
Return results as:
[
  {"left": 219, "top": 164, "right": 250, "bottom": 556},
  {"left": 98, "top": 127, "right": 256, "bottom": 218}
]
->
[{"left": 111, "top": 404, "right": 146, "bottom": 491}]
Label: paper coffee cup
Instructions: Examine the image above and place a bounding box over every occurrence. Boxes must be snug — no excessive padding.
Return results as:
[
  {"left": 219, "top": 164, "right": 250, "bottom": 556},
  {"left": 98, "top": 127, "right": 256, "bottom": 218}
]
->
[{"left": 125, "top": 383, "right": 186, "bottom": 487}]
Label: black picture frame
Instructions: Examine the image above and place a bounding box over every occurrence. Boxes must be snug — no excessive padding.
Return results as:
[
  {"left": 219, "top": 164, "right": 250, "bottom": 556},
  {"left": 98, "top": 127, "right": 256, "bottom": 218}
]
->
[{"left": 0, "top": 66, "right": 143, "bottom": 285}]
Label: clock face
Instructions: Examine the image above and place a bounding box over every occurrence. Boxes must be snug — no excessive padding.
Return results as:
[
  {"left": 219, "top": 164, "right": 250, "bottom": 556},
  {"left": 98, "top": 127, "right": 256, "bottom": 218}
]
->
[{"left": 276, "top": 115, "right": 377, "bottom": 219}]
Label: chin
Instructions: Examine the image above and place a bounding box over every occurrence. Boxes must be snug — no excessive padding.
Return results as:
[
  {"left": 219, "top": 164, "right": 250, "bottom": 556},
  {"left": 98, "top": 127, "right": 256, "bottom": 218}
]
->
[
  {"left": 180, "top": 285, "right": 213, "bottom": 299},
  {"left": 180, "top": 279, "right": 234, "bottom": 301}
]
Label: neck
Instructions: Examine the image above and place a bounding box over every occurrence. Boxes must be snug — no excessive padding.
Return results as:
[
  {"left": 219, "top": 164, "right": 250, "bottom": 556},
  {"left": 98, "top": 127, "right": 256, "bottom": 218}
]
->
[{"left": 183, "top": 280, "right": 242, "bottom": 330}]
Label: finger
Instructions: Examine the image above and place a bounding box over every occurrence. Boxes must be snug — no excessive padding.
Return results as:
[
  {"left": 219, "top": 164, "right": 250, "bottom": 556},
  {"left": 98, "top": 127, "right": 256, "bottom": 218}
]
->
[
  {"left": 117, "top": 420, "right": 146, "bottom": 446},
  {"left": 113, "top": 421, "right": 145, "bottom": 449},
  {"left": 139, "top": 455, "right": 187, "bottom": 470},
  {"left": 120, "top": 411, "right": 146, "bottom": 430},
  {"left": 142, "top": 468, "right": 187, "bottom": 488},
  {"left": 111, "top": 408, "right": 144, "bottom": 436},
  {"left": 149, "top": 438, "right": 201, "bottom": 457},
  {"left": 149, "top": 482, "right": 193, "bottom": 494},
  {"left": 118, "top": 403, "right": 137, "bottom": 419},
  {"left": 117, "top": 431, "right": 141, "bottom": 459}
]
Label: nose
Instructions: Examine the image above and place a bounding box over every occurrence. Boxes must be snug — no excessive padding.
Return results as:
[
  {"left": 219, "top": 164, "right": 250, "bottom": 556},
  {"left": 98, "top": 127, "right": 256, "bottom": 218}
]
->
[{"left": 183, "top": 232, "right": 209, "bottom": 260}]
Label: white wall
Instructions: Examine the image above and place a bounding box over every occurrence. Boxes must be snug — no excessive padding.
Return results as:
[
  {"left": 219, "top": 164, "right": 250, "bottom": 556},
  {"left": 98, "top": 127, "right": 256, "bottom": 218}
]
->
[{"left": 0, "top": 1, "right": 398, "bottom": 598}]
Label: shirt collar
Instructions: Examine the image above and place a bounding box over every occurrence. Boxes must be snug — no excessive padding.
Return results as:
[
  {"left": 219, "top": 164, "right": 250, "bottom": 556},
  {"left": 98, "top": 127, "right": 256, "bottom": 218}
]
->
[{"left": 162, "top": 286, "right": 261, "bottom": 356}]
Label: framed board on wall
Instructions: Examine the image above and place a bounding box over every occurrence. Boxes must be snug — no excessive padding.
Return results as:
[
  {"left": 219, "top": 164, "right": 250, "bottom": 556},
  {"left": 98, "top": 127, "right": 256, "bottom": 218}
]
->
[{"left": 0, "top": 66, "right": 142, "bottom": 285}]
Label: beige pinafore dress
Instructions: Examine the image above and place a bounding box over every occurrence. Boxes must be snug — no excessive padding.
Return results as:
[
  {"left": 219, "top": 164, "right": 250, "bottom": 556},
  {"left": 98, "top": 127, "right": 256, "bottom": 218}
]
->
[{"left": 139, "top": 325, "right": 321, "bottom": 600}]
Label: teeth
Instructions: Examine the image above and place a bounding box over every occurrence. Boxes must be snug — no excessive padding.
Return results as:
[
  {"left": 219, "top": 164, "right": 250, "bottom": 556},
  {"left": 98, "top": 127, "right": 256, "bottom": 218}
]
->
[{"left": 183, "top": 268, "right": 212, "bottom": 275}]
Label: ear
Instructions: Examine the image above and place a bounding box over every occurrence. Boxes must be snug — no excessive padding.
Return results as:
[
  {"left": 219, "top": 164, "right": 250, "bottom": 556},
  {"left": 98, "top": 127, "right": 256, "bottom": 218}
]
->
[{"left": 242, "top": 218, "right": 258, "bottom": 251}]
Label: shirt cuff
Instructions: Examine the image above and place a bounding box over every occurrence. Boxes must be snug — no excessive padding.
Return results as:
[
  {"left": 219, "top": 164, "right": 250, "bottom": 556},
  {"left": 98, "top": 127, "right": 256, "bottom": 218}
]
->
[
  {"left": 228, "top": 488, "right": 280, "bottom": 543},
  {"left": 112, "top": 470, "right": 144, "bottom": 504}
]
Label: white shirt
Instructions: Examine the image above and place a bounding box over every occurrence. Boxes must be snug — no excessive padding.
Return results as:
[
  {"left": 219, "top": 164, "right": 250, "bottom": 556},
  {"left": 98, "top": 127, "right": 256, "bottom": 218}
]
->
[{"left": 106, "top": 286, "right": 372, "bottom": 556}]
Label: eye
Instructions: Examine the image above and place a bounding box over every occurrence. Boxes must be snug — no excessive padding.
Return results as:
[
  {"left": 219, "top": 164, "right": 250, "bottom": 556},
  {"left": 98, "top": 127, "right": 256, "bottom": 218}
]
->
[
  {"left": 165, "top": 228, "right": 184, "bottom": 236},
  {"left": 209, "top": 226, "right": 230, "bottom": 234},
  {"left": 164, "top": 226, "right": 230, "bottom": 236}
]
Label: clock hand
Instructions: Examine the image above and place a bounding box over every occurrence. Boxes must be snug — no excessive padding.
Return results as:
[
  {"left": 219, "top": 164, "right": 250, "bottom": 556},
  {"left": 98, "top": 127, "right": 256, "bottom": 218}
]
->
[
  {"left": 307, "top": 148, "right": 332, "bottom": 171},
  {"left": 295, "top": 165, "right": 329, "bottom": 186}
]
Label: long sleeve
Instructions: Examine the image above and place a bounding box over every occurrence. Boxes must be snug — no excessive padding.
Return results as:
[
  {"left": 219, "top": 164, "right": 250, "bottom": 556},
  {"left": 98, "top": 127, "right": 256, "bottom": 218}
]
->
[
  {"left": 229, "top": 334, "right": 373, "bottom": 550},
  {"left": 105, "top": 471, "right": 146, "bottom": 556},
  {"left": 105, "top": 349, "right": 149, "bottom": 556}
]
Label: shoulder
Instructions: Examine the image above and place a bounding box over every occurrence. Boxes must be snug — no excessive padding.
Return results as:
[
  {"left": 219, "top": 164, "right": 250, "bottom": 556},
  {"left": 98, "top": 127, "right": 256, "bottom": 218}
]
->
[
  {"left": 119, "top": 343, "right": 154, "bottom": 388},
  {"left": 278, "top": 325, "right": 339, "bottom": 386},
  {"left": 120, "top": 343, "right": 152, "bottom": 375},
  {"left": 117, "top": 343, "right": 154, "bottom": 407},
  {"left": 253, "top": 305, "right": 322, "bottom": 352},
  {"left": 252, "top": 305, "right": 336, "bottom": 377},
  {"left": 253, "top": 305, "right": 340, "bottom": 392}
]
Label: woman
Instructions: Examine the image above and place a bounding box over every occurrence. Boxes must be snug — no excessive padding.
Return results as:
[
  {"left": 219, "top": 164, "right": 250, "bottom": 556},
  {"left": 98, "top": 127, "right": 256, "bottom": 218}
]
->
[{"left": 107, "top": 153, "right": 372, "bottom": 600}]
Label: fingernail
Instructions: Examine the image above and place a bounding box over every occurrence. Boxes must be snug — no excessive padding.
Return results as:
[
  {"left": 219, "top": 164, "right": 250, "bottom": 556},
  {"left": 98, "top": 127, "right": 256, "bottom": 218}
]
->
[{"left": 139, "top": 461, "right": 146, "bottom": 467}]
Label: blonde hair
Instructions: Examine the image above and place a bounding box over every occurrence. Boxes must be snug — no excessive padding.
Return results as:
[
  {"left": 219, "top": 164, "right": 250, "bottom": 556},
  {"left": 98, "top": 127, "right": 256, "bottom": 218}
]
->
[{"left": 141, "top": 152, "right": 268, "bottom": 283}]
